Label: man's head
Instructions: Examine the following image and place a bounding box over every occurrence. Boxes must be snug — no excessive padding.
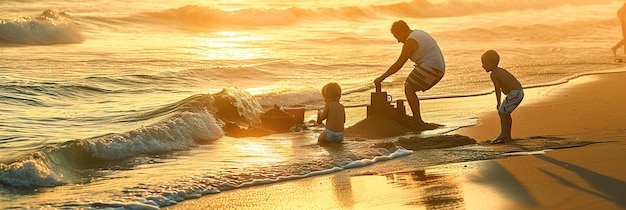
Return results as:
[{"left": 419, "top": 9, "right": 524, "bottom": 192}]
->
[
  {"left": 391, "top": 20, "right": 411, "bottom": 43},
  {"left": 322, "top": 82, "right": 342, "bottom": 102},
  {"left": 481, "top": 50, "right": 500, "bottom": 72}
]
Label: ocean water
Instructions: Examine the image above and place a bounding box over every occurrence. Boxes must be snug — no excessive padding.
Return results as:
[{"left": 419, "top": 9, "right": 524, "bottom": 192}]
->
[{"left": 1, "top": 0, "right": 625, "bottom": 208}]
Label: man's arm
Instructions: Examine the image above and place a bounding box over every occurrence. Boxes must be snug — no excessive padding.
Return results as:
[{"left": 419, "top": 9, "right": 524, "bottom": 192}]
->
[{"left": 374, "top": 39, "right": 418, "bottom": 85}]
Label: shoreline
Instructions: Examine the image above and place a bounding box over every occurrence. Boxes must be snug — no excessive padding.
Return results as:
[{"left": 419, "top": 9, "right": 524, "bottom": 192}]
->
[
  {"left": 324, "top": 68, "right": 626, "bottom": 110},
  {"left": 167, "top": 71, "right": 626, "bottom": 209}
]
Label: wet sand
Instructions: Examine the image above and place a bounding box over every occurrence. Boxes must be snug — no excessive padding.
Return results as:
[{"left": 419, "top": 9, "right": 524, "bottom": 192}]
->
[
  {"left": 451, "top": 71, "right": 626, "bottom": 209},
  {"left": 168, "top": 71, "right": 626, "bottom": 210}
]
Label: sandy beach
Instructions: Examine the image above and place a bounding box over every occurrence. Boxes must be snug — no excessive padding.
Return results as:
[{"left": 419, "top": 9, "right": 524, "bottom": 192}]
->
[{"left": 168, "top": 71, "right": 626, "bottom": 210}]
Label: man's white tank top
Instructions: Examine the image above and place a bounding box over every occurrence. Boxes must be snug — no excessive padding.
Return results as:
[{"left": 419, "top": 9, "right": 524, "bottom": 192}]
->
[{"left": 406, "top": 30, "right": 445, "bottom": 72}]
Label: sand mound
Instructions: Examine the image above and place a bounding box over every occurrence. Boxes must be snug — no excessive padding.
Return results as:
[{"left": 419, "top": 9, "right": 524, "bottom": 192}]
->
[
  {"left": 396, "top": 134, "right": 477, "bottom": 150},
  {"left": 344, "top": 115, "right": 432, "bottom": 139}
]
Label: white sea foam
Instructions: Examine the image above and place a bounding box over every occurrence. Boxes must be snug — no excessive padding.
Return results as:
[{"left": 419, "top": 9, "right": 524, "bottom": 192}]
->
[
  {"left": 234, "top": 148, "right": 413, "bottom": 189},
  {"left": 502, "top": 149, "right": 553, "bottom": 156},
  {"left": 85, "top": 109, "right": 223, "bottom": 160},
  {"left": 0, "top": 158, "right": 65, "bottom": 187}
]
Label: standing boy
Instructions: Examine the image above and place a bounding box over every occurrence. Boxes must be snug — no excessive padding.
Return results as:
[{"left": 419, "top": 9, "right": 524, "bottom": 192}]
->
[
  {"left": 317, "top": 82, "right": 346, "bottom": 144},
  {"left": 481, "top": 50, "right": 524, "bottom": 144}
]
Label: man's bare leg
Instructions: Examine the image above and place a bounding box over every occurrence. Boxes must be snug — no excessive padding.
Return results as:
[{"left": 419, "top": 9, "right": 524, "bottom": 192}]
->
[{"left": 405, "top": 84, "right": 424, "bottom": 124}]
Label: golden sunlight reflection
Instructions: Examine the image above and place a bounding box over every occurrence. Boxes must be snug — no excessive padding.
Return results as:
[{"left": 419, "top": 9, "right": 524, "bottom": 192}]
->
[
  {"left": 244, "top": 86, "right": 279, "bottom": 95},
  {"left": 221, "top": 8, "right": 242, "bottom": 12},
  {"left": 235, "top": 141, "right": 286, "bottom": 164},
  {"left": 191, "top": 31, "right": 272, "bottom": 60}
]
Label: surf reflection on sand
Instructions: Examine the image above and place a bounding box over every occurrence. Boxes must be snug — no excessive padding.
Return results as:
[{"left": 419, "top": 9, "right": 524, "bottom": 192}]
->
[
  {"left": 321, "top": 169, "right": 466, "bottom": 209},
  {"left": 384, "top": 170, "right": 465, "bottom": 209}
]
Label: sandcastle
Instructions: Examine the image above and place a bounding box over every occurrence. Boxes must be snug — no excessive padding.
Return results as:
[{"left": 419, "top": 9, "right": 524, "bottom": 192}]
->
[
  {"left": 345, "top": 86, "right": 429, "bottom": 139},
  {"left": 367, "top": 85, "right": 408, "bottom": 119}
]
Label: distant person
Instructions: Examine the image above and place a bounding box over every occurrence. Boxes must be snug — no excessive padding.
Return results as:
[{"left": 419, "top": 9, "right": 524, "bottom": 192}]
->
[
  {"left": 481, "top": 50, "right": 524, "bottom": 144},
  {"left": 612, "top": 3, "right": 626, "bottom": 56},
  {"left": 317, "top": 82, "right": 346, "bottom": 144},
  {"left": 374, "top": 20, "right": 445, "bottom": 128}
]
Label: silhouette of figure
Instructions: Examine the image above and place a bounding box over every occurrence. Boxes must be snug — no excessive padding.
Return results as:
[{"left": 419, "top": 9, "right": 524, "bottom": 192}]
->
[
  {"left": 374, "top": 20, "right": 445, "bottom": 128},
  {"left": 317, "top": 82, "right": 346, "bottom": 144},
  {"left": 611, "top": 3, "right": 626, "bottom": 56},
  {"left": 481, "top": 50, "right": 524, "bottom": 144}
]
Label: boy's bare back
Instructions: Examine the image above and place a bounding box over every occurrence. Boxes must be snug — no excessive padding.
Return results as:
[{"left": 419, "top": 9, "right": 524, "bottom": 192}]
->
[
  {"left": 490, "top": 67, "right": 522, "bottom": 94},
  {"left": 318, "top": 82, "right": 345, "bottom": 134},
  {"left": 322, "top": 101, "right": 345, "bottom": 132}
]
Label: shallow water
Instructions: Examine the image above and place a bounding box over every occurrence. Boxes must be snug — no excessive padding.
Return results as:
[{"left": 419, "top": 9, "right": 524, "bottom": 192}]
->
[{"left": 1, "top": 0, "right": 626, "bottom": 208}]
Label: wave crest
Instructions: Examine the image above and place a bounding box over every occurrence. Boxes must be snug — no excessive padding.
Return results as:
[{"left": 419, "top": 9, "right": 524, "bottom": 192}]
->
[
  {"left": 0, "top": 87, "right": 265, "bottom": 188},
  {"left": 0, "top": 10, "right": 84, "bottom": 45},
  {"left": 0, "top": 157, "right": 65, "bottom": 187},
  {"left": 132, "top": 0, "right": 611, "bottom": 29}
]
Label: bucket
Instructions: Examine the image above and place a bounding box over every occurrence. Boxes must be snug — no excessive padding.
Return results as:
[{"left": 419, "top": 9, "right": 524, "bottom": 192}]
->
[{"left": 283, "top": 105, "right": 305, "bottom": 124}]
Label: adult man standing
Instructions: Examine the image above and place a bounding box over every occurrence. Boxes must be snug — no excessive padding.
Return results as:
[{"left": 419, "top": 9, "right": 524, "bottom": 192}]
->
[{"left": 374, "top": 20, "right": 445, "bottom": 128}]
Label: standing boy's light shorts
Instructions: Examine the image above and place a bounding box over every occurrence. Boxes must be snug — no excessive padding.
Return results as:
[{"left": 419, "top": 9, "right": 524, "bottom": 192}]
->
[
  {"left": 499, "top": 89, "right": 524, "bottom": 114},
  {"left": 324, "top": 129, "right": 344, "bottom": 143},
  {"left": 406, "top": 63, "right": 444, "bottom": 92}
]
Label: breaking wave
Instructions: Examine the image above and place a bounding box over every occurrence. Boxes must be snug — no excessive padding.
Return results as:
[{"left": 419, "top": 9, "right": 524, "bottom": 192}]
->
[
  {"left": 0, "top": 10, "right": 84, "bottom": 45},
  {"left": 0, "top": 87, "right": 262, "bottom": 188},
  {"left": 134, "top": 0, "right": 614, "bottom": 28}
]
